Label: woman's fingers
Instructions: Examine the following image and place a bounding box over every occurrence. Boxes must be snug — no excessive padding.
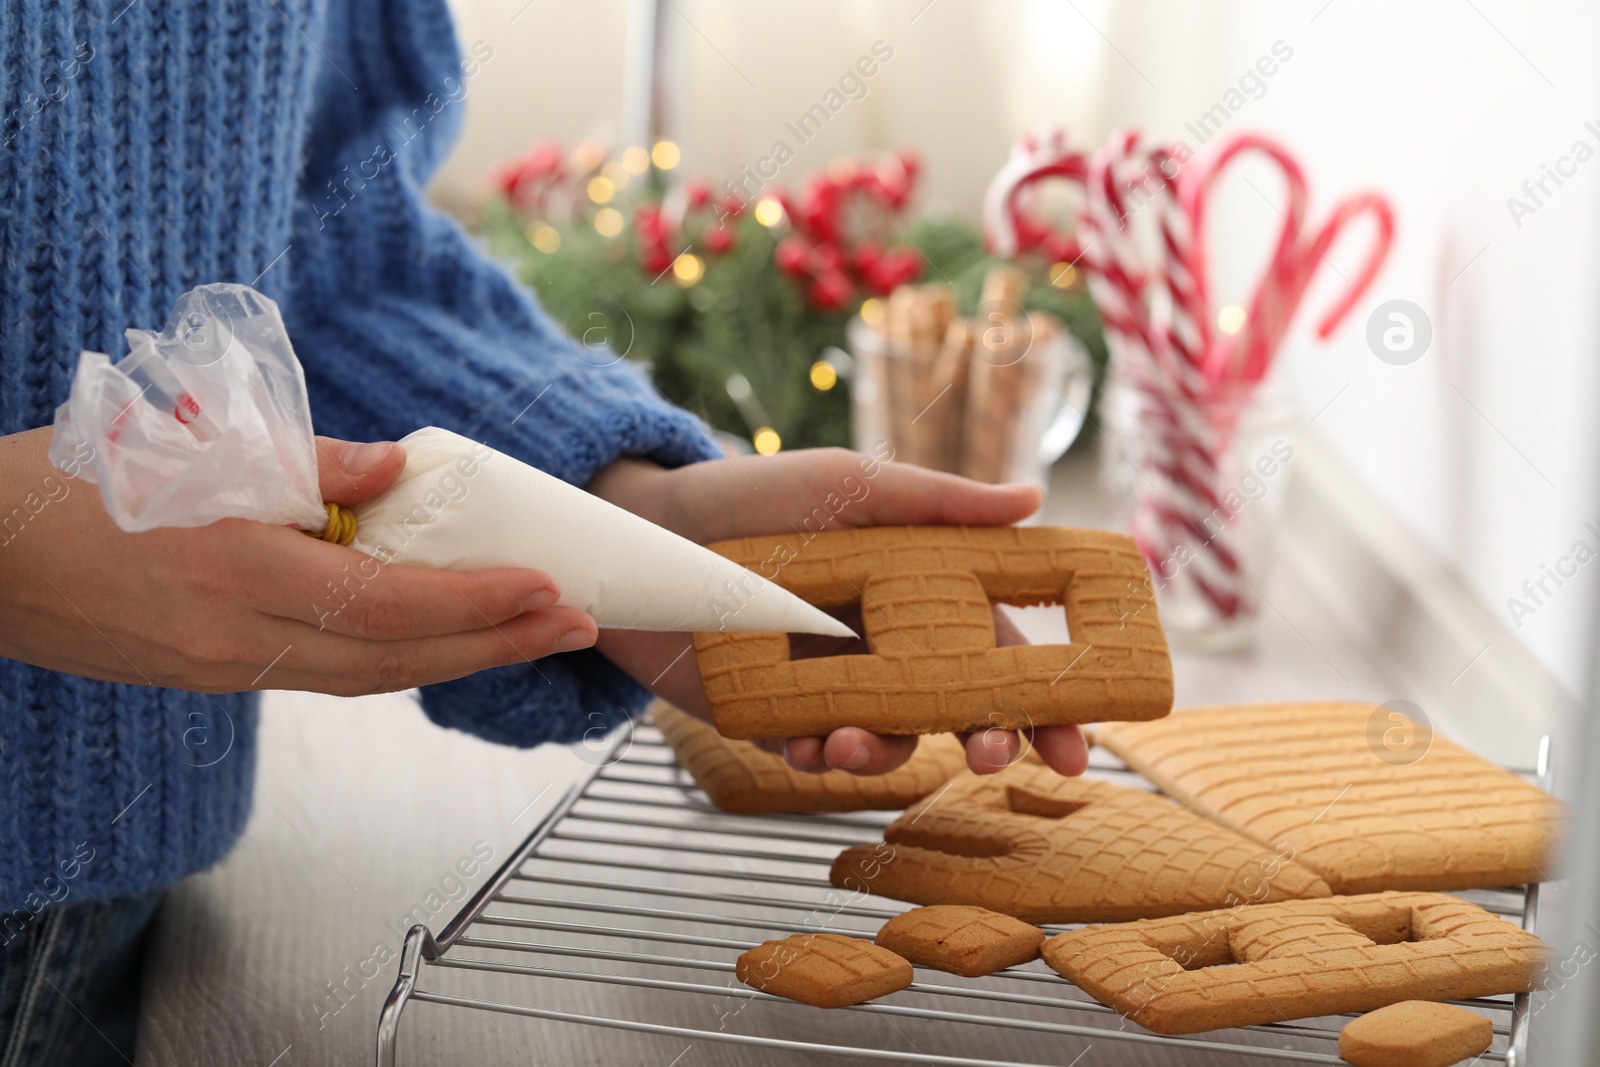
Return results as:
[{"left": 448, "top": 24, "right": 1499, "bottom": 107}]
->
[
  {"left": 781, "top": 728, "right": 918, "bottom": 776},
  {"left": 256, "top": 603, "right": 599, "bottom": 696},
  {"left": 670, "top": 449, "right": 1042, "bottom": 544},
  {"left": 315, "top": 436, "right": 407, "bottom": 504},
  {"left": 966, "top": 728, "right": 1020, "bottom": 774},
  {"left": 1030, "top": 724, "right": 1090, "bottom": 776},
  {"left": 841, "top": 460, "right": 1042, "bottom": 529},
  {"left": 247, "top": 529, "right": 562, "bottom": 641},
  {"left": 823, "top": 728, "right": 918, "bottom": 774}
]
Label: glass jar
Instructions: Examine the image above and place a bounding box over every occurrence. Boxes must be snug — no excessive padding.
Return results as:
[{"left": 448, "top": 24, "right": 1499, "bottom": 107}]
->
[
  {"left": 1098, "top": 369, "right": 1297, "bottom": 651},
  {"left": 847, "top": 313, "right": 1093, "bottom": 492}
]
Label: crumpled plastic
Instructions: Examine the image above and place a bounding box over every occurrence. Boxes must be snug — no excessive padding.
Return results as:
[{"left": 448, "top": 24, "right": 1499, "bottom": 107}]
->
[{"left": 50, "top": 284, "right": 327, "bottom": 533}]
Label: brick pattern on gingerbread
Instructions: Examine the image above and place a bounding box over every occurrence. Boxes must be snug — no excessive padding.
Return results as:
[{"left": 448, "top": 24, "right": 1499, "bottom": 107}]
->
[
  {"left": 650, "top": 701, "right": 967, "bottom": 814},
  {"left": 1041, "top": 891, "right": 1547, "bottom": 1034},
  {"left": 830, "top": 761, "right": 1331, "bottom": 923},
  {"left": 1094, "top": 702, "right": 1560, "bottom": 892},
  {"left": 874, "top": 905, "right": 1045, "bottom": 977},
  {"left": 736, "top": 933, "right": 912, "bottom": 1009},
  {"left": 693, "top": 526, "right": 1173, "bottom": 739}
]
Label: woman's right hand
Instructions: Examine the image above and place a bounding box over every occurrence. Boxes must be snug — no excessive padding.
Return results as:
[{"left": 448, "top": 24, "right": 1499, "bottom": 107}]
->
[{"left": 0, "top": 427, "right": 598, "bottom": 695}]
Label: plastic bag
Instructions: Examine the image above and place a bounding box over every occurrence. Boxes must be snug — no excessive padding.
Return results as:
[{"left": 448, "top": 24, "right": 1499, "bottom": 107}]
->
[
  {"left": 50, "top": 284, "right": 327, "bottom": 533},
  {"left": 50, "top": 284, "right": 852, "bottom": 637}
]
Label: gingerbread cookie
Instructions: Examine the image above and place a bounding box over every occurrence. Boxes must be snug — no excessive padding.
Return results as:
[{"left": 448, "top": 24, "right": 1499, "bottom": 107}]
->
[
  {"left": 830, "top": 761, "right": 1331, "bottom": 923},
  {"left": 736, "top": 933, "right": 912, "bottom": 1008},
  {"left": 651, "top": 702, "right": 967, "bottom": 814},
  {"left": 1041, "top": 891, "right": 1545, "bottom": 1034},
  {"left": 693, "top": 526, "right": 1173, "bottom": 739},
  {"left": 875, "top": 905, "right": 1044, "bottom": 977},
  {"left": 1338, "top": 1001, "right": 1494, "bottom": 1067},
  {"left": 1095, "top": 702, "right": 1560, "bottom": 892}
]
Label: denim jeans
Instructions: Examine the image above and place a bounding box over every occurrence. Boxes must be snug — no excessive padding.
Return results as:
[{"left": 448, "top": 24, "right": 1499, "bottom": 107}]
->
[{"left": 0, "top": 889, "right": 163, "bottom": 1067}]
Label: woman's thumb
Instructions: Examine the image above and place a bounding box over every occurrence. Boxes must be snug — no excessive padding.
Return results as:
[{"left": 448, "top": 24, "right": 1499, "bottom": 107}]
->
[{"left": 315, "top": 436, "right": 406, "bottom": 505}]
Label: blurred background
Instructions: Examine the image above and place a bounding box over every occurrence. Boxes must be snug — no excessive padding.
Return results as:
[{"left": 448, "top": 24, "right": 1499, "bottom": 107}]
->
[{"left": 433, "top": 0, "right": 1599, "bottom": 704}]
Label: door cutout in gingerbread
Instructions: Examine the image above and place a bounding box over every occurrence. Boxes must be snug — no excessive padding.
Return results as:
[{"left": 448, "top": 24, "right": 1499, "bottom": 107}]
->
[{"left": 692, "top": 526, "right": 1173, "bottom": 739}]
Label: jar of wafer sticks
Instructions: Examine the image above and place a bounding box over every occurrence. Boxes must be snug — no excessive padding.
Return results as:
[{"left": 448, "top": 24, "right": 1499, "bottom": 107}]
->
[{"left": 849, "top": 266, "right": 1092, "bottom": 490}]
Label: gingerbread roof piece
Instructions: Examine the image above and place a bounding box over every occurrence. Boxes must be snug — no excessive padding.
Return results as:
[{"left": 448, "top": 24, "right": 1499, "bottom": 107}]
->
[{"left": 1094, "top": 702, "right": 1560, "bottom": 892}]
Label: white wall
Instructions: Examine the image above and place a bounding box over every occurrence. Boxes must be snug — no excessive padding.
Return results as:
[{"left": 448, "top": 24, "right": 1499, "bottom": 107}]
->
[{"left": 441, "top": 0, "right": 1600, "bottom": 698}]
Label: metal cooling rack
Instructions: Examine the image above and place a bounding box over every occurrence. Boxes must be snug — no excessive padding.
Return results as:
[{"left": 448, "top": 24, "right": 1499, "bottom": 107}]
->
[{"left": 375, "top": 725, "right": 1549, "bottom": 1067}]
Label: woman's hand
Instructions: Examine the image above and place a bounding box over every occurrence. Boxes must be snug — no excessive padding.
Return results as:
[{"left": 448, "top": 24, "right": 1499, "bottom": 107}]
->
[
  {"left": 589, "top": 447, "right": 1090, "bottom": 779},
  {"left": 0, "top": 427, "right": 597, "bottom": 695}
]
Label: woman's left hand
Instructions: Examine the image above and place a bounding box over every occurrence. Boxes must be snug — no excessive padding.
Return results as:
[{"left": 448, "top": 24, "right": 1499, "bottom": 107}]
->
[{"left": 587, "top": 447, "right": 1090, "bottom": 780}]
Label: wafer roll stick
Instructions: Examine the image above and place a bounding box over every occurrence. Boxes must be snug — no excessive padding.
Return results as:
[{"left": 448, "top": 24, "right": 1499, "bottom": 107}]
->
[
  {"left": 962, "top": 266, "right": 1029, "bottom": 482},
  {"left": 884, "top": 288, "right": 918, "bottom": 462},
  {"left": 927, "top": 318, "right": 972, "bottom": 472},
  {"left": 908, "top": 284, "right": 953, "bottom": 467}
]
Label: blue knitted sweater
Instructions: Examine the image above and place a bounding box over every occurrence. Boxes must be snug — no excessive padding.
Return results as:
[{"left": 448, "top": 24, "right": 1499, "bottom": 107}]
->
[{"left": 0, "top": 0, "right": 718, "bottom": 914}]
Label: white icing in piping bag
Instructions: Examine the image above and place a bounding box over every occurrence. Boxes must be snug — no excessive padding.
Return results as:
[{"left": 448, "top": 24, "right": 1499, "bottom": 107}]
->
[{"left": 350, "top": 427, "right": 856, "bottom": 637}]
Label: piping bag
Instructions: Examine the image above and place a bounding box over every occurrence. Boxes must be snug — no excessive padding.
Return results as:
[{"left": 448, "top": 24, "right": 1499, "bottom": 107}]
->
[{"left": 49, "top": 283, "right": 853, "bottom": 638}]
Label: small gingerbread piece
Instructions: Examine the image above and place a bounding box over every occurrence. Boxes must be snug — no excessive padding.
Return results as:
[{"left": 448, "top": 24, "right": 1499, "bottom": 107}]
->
[
  {"left": 875, "top": 905, "right": 1044, "bottom": 977},
  {"left": 651, "top": 701, "right": 966, "bottom": 814},
  {"left": 1338, "top": 1001, "right": 1494, "bottom": 1067},
  {"left": 692, "top": 526, "right": 1173, "bottom": 739},
  {"left": 736, "top": 933, "right": 913, "bottom": 1008},
  {"left": 1041, "top": 892, "right": 1546, "bottom": 1034}
]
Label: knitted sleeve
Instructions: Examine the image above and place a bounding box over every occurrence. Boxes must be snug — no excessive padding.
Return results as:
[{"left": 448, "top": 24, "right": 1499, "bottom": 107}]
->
[{"left": 281, "top": 0, "right": 720, "bottom": 747}]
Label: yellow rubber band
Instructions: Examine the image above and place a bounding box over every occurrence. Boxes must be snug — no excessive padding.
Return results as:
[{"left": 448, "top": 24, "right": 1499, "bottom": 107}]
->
[{"left": 306, "top": 502, "right": 358, "bottom": 546}]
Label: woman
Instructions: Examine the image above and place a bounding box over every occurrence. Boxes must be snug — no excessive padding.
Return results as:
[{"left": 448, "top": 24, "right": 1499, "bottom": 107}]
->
[{"left": 0, "top": 2, "right": 1087, "bottom": 1062}]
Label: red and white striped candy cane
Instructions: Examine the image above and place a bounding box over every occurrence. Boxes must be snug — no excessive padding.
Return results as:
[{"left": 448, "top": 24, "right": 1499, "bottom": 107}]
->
[
  {"left": 980, "top": 126, "right": 1089, "bottom": 259},
  {"left": 1182, "top": 132, "right": 1394, "bottom": 385},
  {"left": 1081, "top": 131, "right": 1250, "bottom": 619}
]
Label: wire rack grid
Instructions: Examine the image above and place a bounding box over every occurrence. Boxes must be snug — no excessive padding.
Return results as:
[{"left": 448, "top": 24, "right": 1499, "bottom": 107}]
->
[{"left": 375, "top": 724, "right": 1549, "bottom": 1067}]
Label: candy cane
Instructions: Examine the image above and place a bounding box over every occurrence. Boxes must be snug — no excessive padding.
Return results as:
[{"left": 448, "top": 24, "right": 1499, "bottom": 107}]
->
[
  {"left": 981, "top": 126, "right": 1089, "bottom": 259},
  {"left": 1081, "top": 132, "right": 1249, "bottom": 620}
]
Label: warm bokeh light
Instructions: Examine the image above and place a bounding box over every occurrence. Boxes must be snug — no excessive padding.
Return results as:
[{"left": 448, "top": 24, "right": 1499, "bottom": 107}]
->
[
  {"left": 754, "top": 198, "right": 785, "bottom": 227},
  {"left": 1049, "top": 261, "right": 1078, "bottom": 289},
  {"left": 529, "top": 223, "right": 561, "bottom": 254},
  {"left": 586, "top": 176, "right": 615, "bottom": 204},
  {"left": 752, "top": 427, "right": 782, "bottom": 454},
  {"left": 651, "top": 140, "right": 681, "bottom": 169},
  {"left": 600, "top": 161, "right": 628, "bottom": 189},
  {"left": 622, "top": 146, "right": 650, "bottom": 174},
  {"left": 672, "top": 253, "right": 704, "bottom": 285},
  {"left": 572, "top": 139, "right": 606, "bottom": 172},
  {"left": 1217, "top": 304, "right": 1247, "bottom": 335},
  {"left": 858, "top": 298, "right": 884, "bottom": 326},
  {"left": 809, "top": 360, "right": 838, "bottom": 391},
  {"left": 593, "top": 207, "right": 624, "bottom": 237}
]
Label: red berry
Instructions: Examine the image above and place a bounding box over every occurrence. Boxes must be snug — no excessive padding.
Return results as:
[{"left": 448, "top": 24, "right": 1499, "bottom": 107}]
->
[
  {"left": 808, "top": 242, "right": 843, "bottom": 274},
  {"left": 774, "top": 237, "right": 811, "bottom": 277},
  {"left": 703, "top": 226, "right": 733, "bottom": 254},
  {"left": 808, "top": 270, "right": 854, "bottom": 310}
]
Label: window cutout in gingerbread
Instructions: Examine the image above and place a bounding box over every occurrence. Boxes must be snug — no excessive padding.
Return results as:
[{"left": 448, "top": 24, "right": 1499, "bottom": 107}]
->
[{"left": 1041, "top": 892, "right": 1546, "bottom": 1034}]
